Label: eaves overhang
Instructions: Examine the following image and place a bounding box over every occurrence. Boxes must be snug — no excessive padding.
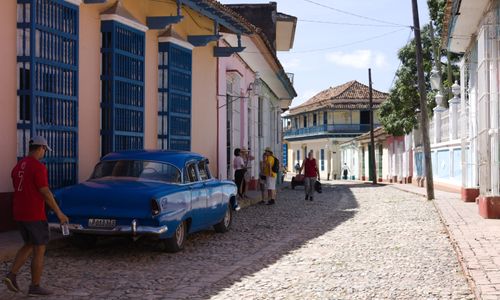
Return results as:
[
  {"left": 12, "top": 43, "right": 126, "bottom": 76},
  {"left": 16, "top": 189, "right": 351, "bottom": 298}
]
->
[
  {"left": 182, "top": 0, "right": 252, "bottom": 35},
  {"left": 442, "top": 0, "right": 490, "bottom": 53},
  {"left": 222, "top": 33, "right": 297, "bottom": 102}
]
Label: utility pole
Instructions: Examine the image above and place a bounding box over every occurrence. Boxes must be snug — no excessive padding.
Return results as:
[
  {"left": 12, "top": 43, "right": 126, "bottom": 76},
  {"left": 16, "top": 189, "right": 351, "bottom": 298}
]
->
[
  {"left": 368, "top": 68, "right": 377, "bottom": 184},
  {"left": 411, "top": 0, "right": 435, "bottom": 200}
]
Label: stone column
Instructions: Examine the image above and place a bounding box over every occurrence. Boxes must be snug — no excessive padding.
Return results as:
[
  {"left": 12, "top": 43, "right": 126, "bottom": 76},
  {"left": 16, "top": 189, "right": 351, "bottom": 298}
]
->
[{"left": 448, "top": 81, "right": 461, "bottom": 141}]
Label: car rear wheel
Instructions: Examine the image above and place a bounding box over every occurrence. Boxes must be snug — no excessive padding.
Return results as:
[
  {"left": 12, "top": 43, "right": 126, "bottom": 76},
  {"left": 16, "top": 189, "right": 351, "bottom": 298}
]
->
[
  {"left": 162, "top": 221, "right": 187, "bottom": 253},
  {"left": 214, "top": 204, "right": 232, "bottom": 233}
]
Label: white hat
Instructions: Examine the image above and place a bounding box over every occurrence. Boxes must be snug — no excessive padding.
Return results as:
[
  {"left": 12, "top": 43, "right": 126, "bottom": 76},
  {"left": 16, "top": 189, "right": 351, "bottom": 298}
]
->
[{"left": 29, "top": 136, "right": 52, "bottom": 151}]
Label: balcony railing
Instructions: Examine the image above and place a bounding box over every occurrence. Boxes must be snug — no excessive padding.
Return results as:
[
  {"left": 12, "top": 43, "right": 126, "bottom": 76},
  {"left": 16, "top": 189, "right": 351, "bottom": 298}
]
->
[{"left": 284, "top": 124, "right": 378, "bottom": 138}]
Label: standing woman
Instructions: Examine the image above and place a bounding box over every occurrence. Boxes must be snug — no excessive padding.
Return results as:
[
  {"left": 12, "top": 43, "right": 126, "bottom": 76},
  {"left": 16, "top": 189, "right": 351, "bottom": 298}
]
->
[
  {"left": 258, "top": 152, "right": 268, "bottom": 203},
  {"left": 233, "top": 148, "right": 246, "bottom": 198},
  {"left": 241, "top": 147, "right": 254, "bottom": 199},
  {"left": 299, "top": 150, "right": 320, "bottom": 201}
]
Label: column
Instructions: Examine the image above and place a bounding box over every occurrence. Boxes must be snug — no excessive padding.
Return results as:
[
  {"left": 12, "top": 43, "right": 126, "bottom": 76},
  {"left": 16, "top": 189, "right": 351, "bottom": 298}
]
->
[
  {"left": 433, "top": 96, "right": 444, "bottom": 144},
  {"left": 449, "top": 83, "right": 461, "bottom": 141}
]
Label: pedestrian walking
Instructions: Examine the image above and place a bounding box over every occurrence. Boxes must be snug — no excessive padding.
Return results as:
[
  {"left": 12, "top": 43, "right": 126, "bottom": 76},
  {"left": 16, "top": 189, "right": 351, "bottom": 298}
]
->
[
  {"left": 342, "top": 163, "right": 351, "bottom": 180},
  {"left": 3, "top": 136, "right": 69, "bottom": 296},
  {"left": 299, "top": 150, "right": 320, "bottom": 201},
  {"left": 263, "top": 147, "right": 277, "bottom": 205},
  {"left": 294, "top": 162, "right": 300, "bottom": 173},
  {"left": 241, "top": 147, "right": 254, "bottom": 199},
  {"left": 233, "top": 148, "right": 246, "bottom": 198}
]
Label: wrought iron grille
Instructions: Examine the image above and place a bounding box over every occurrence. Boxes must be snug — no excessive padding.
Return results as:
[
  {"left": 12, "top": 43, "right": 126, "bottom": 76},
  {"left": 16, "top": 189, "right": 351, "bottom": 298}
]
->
[
  {"left": 17, "top": 0, "right": 79, "bottom": 189},
  {"left": 101, "top": 21, "right": 144, "bottom": 156},
  {"left": 158, "top": 42, "right": 192, "bottom": 151}
]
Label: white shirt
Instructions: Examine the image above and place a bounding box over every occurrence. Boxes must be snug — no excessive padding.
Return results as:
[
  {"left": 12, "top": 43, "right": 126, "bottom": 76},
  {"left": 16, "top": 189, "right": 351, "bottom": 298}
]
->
[{"left": 233, "top": 156, "right": 245, "bottom": 170}]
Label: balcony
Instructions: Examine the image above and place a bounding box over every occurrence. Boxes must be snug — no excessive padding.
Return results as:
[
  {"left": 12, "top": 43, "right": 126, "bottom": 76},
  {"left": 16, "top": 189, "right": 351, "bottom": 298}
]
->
[{"left": 283, "top": 124, "right": 379, "bottom": 138}]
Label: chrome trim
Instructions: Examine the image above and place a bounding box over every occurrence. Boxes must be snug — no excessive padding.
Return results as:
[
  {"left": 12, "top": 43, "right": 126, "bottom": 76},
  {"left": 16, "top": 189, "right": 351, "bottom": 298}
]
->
[
  {"left": 131, "top": 219, "right": 137, "bottom": 234},
  {"left": 48, "top": 223, "right": 168, "bottom": 236}
]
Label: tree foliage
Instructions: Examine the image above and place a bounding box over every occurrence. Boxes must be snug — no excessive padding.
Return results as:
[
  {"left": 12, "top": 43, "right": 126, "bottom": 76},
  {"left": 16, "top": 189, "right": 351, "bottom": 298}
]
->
[{"left": 379, "top": 0, "right": 461, "bottom": 136}]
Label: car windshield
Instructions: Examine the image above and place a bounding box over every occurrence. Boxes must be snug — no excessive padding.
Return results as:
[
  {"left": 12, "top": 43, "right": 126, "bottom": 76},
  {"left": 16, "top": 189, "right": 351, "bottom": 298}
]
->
[{"left": 90, "top": 160, "right": 181, "bottom": 184}]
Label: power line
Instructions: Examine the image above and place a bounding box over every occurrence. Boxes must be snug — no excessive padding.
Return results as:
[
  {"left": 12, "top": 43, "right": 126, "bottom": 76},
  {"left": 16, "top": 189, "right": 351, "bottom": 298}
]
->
[
  {"left": 303, "top": 0, "right": 410, "bottom": 28},
  {"left": 388, "top": 29, "right": 414, "bottom": 91},
  {"left": 299, "top": 19, "right": 406, "bottom": 28},
  {"left": 290, "top": 28, "right": 407, "bottom": 54}
]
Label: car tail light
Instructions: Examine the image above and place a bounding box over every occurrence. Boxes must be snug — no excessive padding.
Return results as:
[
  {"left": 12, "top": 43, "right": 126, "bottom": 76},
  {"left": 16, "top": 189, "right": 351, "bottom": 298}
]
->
[{"left": 151, "top": 199, "right": 160, "bottom": 216}]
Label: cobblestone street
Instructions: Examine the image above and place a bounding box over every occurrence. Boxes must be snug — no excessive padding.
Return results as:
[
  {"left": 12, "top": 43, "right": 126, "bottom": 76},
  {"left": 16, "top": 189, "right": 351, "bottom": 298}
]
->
[{"left": 1, "top": 182, "right": 473, "bottom": 299}]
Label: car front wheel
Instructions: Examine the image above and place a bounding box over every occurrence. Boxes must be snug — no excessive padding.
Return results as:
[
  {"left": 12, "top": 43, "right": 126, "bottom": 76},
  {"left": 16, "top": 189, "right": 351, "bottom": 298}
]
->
[
  {"left": 162, "top": 221, "right": 187, "bottom": 253},
  {"left": 214, "top": 205, "right": 232, "bottom": 233}
]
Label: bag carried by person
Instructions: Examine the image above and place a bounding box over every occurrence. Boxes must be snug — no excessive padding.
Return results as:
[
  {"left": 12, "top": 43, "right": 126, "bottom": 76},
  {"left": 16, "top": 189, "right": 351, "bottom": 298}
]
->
[
  {"left": 272, "top": 156, "right": 280, "bottom": 173},
  {"left": 314, "top": 180, "right": 322, "bottom": 193}
]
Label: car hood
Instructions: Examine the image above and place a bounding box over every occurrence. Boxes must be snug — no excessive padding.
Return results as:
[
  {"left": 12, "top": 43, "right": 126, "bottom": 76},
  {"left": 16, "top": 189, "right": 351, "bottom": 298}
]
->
[{"left": 56, "top": 179, "right": 180, "bottom": 219}]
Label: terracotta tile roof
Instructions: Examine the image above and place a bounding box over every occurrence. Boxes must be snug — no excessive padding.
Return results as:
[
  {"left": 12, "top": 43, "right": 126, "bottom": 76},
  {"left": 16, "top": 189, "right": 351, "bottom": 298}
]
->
[
  {"left": 288, "top": 80, "right": 388, "bottom": 115},
  {"left": 194, "top": 0, "right": 255, "bottom": 34},
  {"left": 207, "top": 1, "right": 296, "bottom": 98}
]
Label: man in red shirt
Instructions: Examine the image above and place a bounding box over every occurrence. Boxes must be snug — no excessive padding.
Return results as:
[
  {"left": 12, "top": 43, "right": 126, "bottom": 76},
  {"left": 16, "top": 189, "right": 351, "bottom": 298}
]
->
[
  {"left": 299, "top": 150, "right": 320, "bottom": 201},
  {"left": 3, "top": 136, "right": 68, "bottom": 296}
]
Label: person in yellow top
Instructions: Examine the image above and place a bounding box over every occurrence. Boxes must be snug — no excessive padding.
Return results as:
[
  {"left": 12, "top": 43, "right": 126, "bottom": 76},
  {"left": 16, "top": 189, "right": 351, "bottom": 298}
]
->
[{"left": 263, "top": 147, "right": 277, "bottom": 205}]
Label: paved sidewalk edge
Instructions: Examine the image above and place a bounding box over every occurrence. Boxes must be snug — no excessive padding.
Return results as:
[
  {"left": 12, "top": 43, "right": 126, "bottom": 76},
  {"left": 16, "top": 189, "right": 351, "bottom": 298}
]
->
[{"left": 388, "top": 184, "right": 479, "bottom": 300}]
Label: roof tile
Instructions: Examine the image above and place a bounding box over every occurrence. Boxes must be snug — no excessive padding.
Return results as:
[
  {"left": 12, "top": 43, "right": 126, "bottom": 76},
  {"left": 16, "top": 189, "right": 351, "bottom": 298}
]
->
[{"left": 289, "top": 80, "right": 388, "bottom": 115}]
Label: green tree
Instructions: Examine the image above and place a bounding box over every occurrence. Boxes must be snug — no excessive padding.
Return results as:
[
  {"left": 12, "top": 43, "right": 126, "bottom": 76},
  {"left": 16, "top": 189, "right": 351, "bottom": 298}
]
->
[{"left": 379, "top": 0, "right": 460, "bottom": 136}]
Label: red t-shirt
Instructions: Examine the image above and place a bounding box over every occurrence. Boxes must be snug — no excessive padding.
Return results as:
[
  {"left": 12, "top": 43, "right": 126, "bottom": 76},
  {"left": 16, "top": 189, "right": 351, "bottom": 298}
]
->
[
  {"left": 11, "top": 156, "right": 49, "bottom": 221},
  {"left": 304, "top": 158, "right": 318, "bottom": 177}
]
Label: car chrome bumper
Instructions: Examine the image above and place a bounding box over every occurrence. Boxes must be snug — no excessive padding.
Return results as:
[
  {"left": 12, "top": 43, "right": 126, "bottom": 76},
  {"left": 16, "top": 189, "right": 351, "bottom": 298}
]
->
[{"left": 48, "top": 222, "right": 168, "bottom": 236}]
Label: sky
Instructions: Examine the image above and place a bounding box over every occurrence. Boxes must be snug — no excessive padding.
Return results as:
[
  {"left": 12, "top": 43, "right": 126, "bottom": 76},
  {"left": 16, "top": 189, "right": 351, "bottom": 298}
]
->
[{"left": 219, "top": 0, "right": 430, "bottom": 108}]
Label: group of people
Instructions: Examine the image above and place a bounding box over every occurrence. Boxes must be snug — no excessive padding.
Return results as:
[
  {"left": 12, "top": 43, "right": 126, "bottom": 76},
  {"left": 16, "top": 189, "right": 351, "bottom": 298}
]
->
[
  {"left": 233, "top": 147, "right": 277, "bottom": 205},
  {"left": 234, "top": 147, "right": 323, "bottom": 204}
]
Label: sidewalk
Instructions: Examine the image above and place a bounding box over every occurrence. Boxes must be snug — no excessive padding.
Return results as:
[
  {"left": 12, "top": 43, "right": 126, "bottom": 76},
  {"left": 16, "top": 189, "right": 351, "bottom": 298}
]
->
[{"left": 390, "top": 183, "right": 500, "bottom": 300}]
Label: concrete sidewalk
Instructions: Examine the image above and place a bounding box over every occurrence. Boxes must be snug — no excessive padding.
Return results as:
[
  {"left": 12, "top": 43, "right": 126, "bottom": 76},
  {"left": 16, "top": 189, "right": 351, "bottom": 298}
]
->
[{"left": 389, "top": 183, "right": 500, "bottom": 300}]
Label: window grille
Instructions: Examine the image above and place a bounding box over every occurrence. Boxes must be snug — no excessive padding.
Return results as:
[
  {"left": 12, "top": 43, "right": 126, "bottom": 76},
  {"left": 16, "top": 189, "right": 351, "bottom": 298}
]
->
[
  {"left": 17, "top": 0, "right": 79, "bottom": 189},
  {"left": 323, "top": 111, "right": 328, "bottom": 125},
  {"left": 158, "top": 42, "right": 192, "bottom": 151},
  {"left": 101, "top": 20, "right": 144, "bottom": 156}
]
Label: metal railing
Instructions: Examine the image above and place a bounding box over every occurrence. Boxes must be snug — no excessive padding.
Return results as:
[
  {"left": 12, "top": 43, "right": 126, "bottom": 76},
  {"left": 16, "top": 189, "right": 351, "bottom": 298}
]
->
[{"left": 283, "top": 124, "right": 377, "bottom": 137}]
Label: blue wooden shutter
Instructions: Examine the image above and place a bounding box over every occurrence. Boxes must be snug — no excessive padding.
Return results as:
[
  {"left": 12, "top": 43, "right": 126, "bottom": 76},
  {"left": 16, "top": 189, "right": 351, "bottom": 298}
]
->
[
  {"left": 283, "top": 143, "right": 288, "bottom": 169},
  {"left": 17, "top": 0, "right": 79, "bottom": 189},
  {"left": 158, "top": 42, "right": 192, "bottom": 151},
  {"left": 320, "top": 149, "right": 325, "bottom": 171},
  {"left": 101, "top": 21, "right": 144, "bottom": 156}
]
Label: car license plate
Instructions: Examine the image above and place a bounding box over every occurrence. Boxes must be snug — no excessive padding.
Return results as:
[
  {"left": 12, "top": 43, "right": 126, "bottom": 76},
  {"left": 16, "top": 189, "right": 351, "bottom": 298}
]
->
[{"left": 88, "top": 218, "right": 116, "bottom": 228}]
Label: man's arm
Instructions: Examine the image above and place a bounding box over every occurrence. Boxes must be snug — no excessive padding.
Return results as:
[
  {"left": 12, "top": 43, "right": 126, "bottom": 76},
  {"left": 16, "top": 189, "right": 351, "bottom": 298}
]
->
[
  {"left": 39, "top": 187, "right": 69, "bottom": 224},
  {"left": 316, "top": 161, "right": 320, "bottom": 180}
]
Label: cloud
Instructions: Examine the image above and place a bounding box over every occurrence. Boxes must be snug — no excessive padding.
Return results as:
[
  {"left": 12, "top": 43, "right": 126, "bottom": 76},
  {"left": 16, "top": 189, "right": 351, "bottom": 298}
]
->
[{"left": 325, "top": 50, "right": 388, "bottom": 69}]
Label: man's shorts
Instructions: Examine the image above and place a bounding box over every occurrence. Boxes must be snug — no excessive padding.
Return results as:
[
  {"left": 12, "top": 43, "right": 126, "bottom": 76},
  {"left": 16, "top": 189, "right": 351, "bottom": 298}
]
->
[
  {"left": 266, "top": 176, "right": 276, "bottom": 191},
  {"left": 18, "top": 221, "right": 49, "bottom": 245}
]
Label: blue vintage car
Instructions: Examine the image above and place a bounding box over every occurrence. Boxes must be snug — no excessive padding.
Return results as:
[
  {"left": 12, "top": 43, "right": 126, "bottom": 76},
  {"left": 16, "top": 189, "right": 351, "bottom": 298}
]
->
[{"left": 48, "top": 150, "right": 239, "bottom": 252}]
